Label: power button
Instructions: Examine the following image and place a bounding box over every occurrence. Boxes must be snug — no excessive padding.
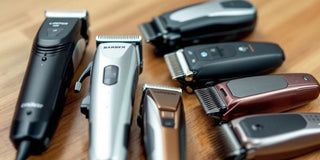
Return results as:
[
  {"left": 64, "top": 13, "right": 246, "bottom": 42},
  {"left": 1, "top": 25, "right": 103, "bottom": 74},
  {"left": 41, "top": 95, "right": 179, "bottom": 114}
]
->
[{"left": 103, "top": 65, "right": 119, "bottom": 85}]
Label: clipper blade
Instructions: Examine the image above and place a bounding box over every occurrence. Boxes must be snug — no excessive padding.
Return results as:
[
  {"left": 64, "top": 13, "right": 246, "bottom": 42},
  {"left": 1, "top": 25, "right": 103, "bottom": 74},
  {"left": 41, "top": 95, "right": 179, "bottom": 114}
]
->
[
  {"left": 139, "top": 23, "right": 156, "bottom": 42},
  {"left": 214, "top": 124, "right": 246, "bottom": 160},
  {"left": 96, "top": 35, "right": 142, "bottom": 46},
  {"left": 194, "top": 87, "right": 227, "bottom": 120},
  {"left": 96, "top": 35, "right": 143, "bottom": 73},
  {"left": 143, "top": 84, "right": 182, "bottom": 93},
  {"left": 139, "top": 17, "right": 167, "bottom": 42},
  {"left": 45, "top": 10, "right": 88, "bottom": 19},
  {"left": 164, "top": 49, "right": 193, "bottom": 79}
]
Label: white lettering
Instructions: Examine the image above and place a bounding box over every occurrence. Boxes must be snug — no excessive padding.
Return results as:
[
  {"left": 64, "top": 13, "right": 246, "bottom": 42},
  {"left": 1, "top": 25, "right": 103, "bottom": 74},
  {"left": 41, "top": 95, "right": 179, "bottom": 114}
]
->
[
  {"left": 21, "top": 102, "right": 43, "bottom": 108},
  {"left": 49, "top": 22, "right": 69, "bottom": 27}
]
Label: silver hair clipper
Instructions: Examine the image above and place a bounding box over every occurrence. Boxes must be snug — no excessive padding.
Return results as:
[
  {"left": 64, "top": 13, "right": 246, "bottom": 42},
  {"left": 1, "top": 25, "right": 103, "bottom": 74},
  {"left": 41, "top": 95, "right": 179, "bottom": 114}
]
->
[
  {"left": 75, "top": 36, "right": 142, "bottom": 159},
  {"left": 215, "top": 113, "right": 320, "bottom": 160},
  {"left": 137, "top": 84, "right": 186, "bottom": 160}
]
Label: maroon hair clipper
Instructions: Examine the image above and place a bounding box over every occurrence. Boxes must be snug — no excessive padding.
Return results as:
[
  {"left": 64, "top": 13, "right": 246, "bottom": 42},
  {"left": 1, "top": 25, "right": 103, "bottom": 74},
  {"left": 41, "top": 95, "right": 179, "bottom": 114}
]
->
[{"left": 195, "top": 73, "right": 320, "bottom": 122}]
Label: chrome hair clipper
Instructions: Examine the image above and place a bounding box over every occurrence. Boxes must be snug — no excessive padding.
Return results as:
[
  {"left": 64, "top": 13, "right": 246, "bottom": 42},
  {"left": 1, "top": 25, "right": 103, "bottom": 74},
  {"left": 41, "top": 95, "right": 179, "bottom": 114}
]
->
[
  {"left": 140, "top": 0, "right": 257, "bottom": 55},
  {"left": 10, "top": 10, "right": 89, "bottom": 160},
  {"left": 137, "top": 84, "right": 186, "bottom": 160},
  {"left": 75, "top": 36, "right": 142, "bottom": 159},
  {"left": 165, "top": 42, "right": 285, "bottom": 93},
  {"left": 195, "top": 73, "right": 320, "bottom": 122},
  {"left": 215, "top": 113, "right": 320, "bottom": 160}
]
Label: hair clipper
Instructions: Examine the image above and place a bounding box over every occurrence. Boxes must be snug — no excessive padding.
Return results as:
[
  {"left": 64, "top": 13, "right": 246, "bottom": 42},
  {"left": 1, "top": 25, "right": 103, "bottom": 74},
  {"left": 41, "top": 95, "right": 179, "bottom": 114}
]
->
[
  {"left": 140, "top": 0, "right": 257, "bottom": 55},
  {"left": 215, "top": 113, "right": 320, "bottom": 160},
  {"left": 10, "top": 10, "right": 89, "bottom": 160},
  {"left": 195, "top": 73, "right": 320, "bottom": 122},
  {"left": 165, "top": 42, "right": 285, "bottom": 93},
  {"left": 137, "top": 84, "right": 186, "bottom": 160},
  {"left": 74, "top": 36, "right": 143, "bottom": 159}
]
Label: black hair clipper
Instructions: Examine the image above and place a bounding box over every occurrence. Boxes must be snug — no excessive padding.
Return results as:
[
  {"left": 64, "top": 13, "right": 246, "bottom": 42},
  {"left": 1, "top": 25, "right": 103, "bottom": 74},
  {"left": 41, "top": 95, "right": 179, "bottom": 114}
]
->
[
  {"left": 215, "top": 113, "right": 320, "bottom": 160},
  {"left": 10, "top": 10, "right": 89, "bottom": 160},
  {"left": 164, "top": 42, "right": 285, "bottom": 93},
  {"left": 139, "top": 0, "right": 257, "bottom": 55},
  {"left": 137, "top": 84, "right": 186, "bottom": 160}
]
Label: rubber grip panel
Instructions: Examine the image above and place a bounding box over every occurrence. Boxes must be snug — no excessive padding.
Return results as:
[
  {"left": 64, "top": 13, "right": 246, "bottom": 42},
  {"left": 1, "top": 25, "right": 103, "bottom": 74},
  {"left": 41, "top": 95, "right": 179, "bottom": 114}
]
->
[
  {"left": 227, "top": 75, "right": 288, "bottom": 97},
  {"left": 239, "top": 114, "right": 307, "bottom": 138}
]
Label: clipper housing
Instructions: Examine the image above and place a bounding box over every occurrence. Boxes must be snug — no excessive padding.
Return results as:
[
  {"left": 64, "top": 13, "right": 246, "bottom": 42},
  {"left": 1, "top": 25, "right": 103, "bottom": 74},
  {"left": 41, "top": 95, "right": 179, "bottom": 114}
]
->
[
  {"left": 75, "top": 35, "right": 143, "bottom": 159},
  {"left": 137, "top": 84, "right": 186, "bottom": 160},
  {"left": 164, "top": 42, "right": 285, "bottom": 93},
  {"left": 195, "top": 73, "right": 320, "bottom": 122},
  {"left": 215, "top": 113, "right": 320, "bottom": 160},
  {"left": 10, "top": 10, "right": 90, "bottom": 160},
  {"left": 140, "top": 0, "right": 257, "bottom": 55}
]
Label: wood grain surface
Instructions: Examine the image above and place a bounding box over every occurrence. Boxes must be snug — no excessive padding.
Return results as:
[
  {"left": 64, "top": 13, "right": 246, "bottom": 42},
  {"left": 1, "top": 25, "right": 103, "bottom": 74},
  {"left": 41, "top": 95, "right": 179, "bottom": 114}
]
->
[{"left": 1, "top": 0, "right": 320, "bottom": 159}]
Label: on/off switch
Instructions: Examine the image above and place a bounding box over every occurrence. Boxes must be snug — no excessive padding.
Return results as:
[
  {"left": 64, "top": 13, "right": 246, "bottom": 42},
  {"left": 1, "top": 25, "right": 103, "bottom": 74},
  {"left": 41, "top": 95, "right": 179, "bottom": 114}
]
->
[
  {"left": 103, "top": 65, "right": 119, "bottom": 85},
  {"left": 47, "top": 28, "right": 64, "bottom": 37},
  {"left": 161, "top": 111, "right": 175, "bottom": 127},
  {"left": 196, "top": 49, "right": 213, "bottom": 60}
]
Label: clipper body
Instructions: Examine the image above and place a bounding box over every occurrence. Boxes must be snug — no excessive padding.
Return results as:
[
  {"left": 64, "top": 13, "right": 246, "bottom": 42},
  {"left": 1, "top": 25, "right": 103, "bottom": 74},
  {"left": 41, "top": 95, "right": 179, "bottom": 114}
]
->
[
  {"left": 10, "top": 10, "right": 89, "bottom": 160},
  {"left": 137, "top": 84, "right": 186, "bottom": 160},
  {"left": 75, "top": 36, "right": 142, "bottom": 159},
  {"left": 195, "top": 73, "right": 320, "bottom": 122},
  {"left": 140, "top": 0, "right": 257, "bottom": 55},
  {"left": 216, "top": 113, "right": 320, "bottom": 160},
  {"left": 165, "top": 42, "right": 285, "bottom": 93}
]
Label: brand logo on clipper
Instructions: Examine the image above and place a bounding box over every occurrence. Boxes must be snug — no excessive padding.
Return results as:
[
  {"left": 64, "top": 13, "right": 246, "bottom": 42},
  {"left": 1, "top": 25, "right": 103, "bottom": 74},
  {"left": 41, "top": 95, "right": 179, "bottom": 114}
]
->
[
  {"left": 104, "top": 46, "right": 126, "bottom": 49},
  {"left": 21, "top": 102, "right": 43, "bottom": 108}
]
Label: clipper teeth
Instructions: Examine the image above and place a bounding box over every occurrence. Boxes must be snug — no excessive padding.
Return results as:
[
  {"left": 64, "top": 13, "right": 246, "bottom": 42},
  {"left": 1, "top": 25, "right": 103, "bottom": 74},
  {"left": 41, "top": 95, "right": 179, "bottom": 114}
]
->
[
  {"left": 96, "top": 35, "right": 142, "bottom": 42},
  {"left": 45, "top": 10, "right": 88, "bottom": 19},
  {"left": 164, "top": 52, "right": 184, "bottom": 79},
  {"left": 164, "top": 49, "right": 193, "bottom": 80},
  {"left": 194, "top": 87, "right": 227, "bottom": 119},
  {"left": 143, "top": 84, "right": 182, "bottom": 93},
  {"left": 213, "top": 124, "right": 245, "bottom": 160}
]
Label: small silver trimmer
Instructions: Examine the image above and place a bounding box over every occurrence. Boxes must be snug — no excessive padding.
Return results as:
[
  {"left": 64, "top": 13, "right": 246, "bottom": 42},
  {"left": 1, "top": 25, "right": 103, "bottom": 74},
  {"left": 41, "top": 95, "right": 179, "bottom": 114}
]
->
[
  {"left": 215, "top": 113, "right": 320, "bottom": 160},
  {"left": 75, "top": 36, "right": 142, "bottom": 159},
  {"left": 137, "top": 84, "right": 186, "bottom": 160}
]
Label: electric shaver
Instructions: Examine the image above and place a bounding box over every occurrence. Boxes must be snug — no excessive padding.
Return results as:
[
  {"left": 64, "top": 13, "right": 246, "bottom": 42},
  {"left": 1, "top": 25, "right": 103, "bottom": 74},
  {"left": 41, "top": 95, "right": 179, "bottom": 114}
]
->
[
  {"left": 215, "top": 113, "right": 320, "bottom": 160},
  {"left": 137, "top": 84, "right": 186, "bottom": 160},
  {"left": 195, "top": 73, "right": 320, "bottom": 122},
  {"left": 164, "top": 42, "right": 285, "bottom": 93},
  {"left": 75, "top": 36, "right": 143, "bottom": 159},
  {"left": 140, "top": 0, "right": 257, "bottom": 55},
  {"left": 10, "top": 10, "right": 89, "bottom": 160}
]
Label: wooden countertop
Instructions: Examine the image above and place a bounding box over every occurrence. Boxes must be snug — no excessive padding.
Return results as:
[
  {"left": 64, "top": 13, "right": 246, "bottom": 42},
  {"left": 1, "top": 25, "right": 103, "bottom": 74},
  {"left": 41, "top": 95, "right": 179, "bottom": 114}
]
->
[{"left": 1, "top": 0, "right": 320, "bottom": 159}]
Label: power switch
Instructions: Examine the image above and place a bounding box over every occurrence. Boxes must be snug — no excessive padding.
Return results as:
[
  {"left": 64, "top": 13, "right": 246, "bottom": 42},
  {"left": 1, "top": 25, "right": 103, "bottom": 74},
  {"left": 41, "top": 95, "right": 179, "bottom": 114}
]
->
[
  {"left": 47, "top": 28, "right": 64, "bottom": 37},
  {"left": 103, "top": 65, "right": 119, "bottom": 85},
  {"left": 161, "top": 111, "right": 175, "bottom": 128}
]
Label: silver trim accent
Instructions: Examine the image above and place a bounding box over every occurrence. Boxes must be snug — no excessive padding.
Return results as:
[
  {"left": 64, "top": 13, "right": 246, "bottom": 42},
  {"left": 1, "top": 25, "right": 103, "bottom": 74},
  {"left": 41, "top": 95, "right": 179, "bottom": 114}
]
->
[
  {"left": 164, "top": 49, "right": 194, "bottom": 79},
  {"left": 45, "top": 10, "right": 88, "bottom": 19},
  {"left": 169, "top": 0, "right": 256, "bottom": 22}
]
